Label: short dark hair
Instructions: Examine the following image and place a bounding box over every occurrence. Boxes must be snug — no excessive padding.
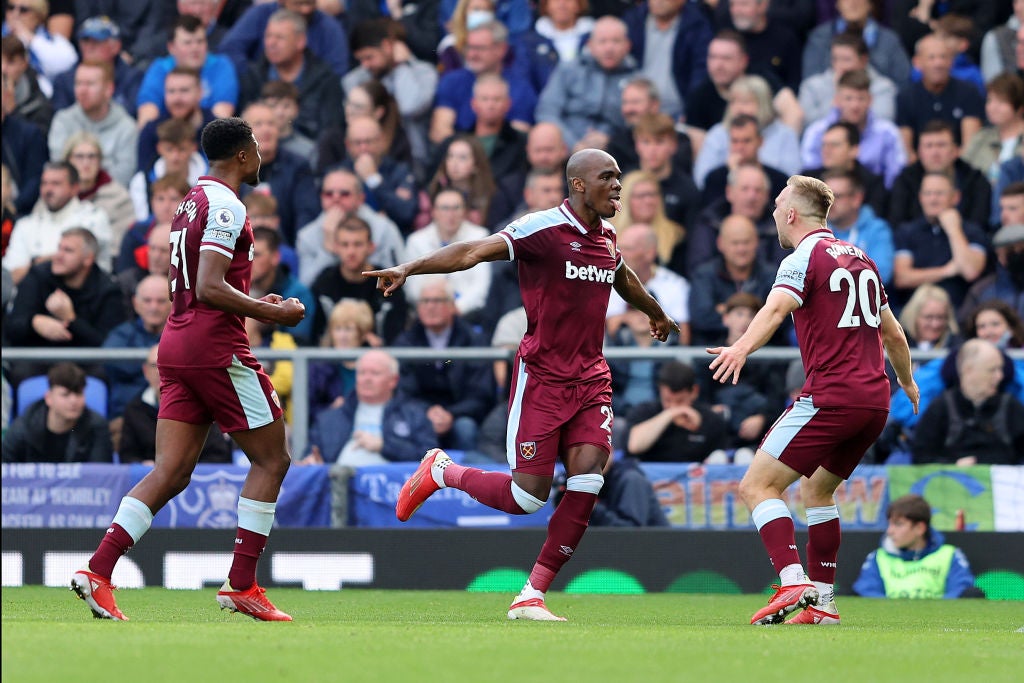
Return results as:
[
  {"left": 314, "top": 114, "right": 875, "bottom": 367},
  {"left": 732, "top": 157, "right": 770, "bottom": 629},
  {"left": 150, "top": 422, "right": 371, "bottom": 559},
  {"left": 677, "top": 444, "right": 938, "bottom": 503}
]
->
[
  {"left": 149, "top": 174, "right": 190, "bottom": 198},
  {"left": 351, "top": 18, "right": 398, "bottom": 51},
  {"left": 156, "top": 118, "right": 195, "bottom": 145},
  {"left": 831, "top": 30, "right": 869, "bottom": 57},
  {"left": 821, "top": 167, "right": 863, "bottom": 193},
  {"left": 167, "top": 65, "right": 201, "bottom": 84},
  {"left": 1, "top": 34, "right": 26, "bottom": 60},
  {"left": 201, "top": 117, "right": 254, "bottom": 162},
  {"left": 918, "top": 119, "right": 958, "bottom": 147},
  {"left": 837, "top": 68, "right": 871, "bottom": 92},
  {"left": 712, "top": 28, "right": 746, "bottom": 53},
  {"left": 724, "top": 292, "right": 763, "bottom": 313},
  {"left": 921, "top": 118, "right": 957, "bottom": 138},
  {"left": 1001, "top": 180, "right": 1024, "bottom": 199},
  {"left": 47, "top": 362, "right": 87, "bottom": 394},
  {"left": 253, "top": 226, "right": 281, "bottom": 252},
  {"left": 44, "top": 160, "right": 79, "bottom": 185},
  {"left": 825, "top": 121, "right": 861, "bottom": 147},
  {"left": 887, "top": 494, "right": 932, "bottom": 527},
  {"left": 728, "top": 113, "right": 761, "bottom": 133},
  {"left": 986, "top": 72, "right": 1024, "bottom": 111},
  {"left": 172, "top": 14, "right": 204, "bottom": 37},
  {"left": 656, "top": 360, "right": 695, "bottom": 392},
  {"left": 260, "top": 80, "right": 300, "bottom": 102},
  {"left": 336, "top": 215, "right": 372, "bottom": 241}
]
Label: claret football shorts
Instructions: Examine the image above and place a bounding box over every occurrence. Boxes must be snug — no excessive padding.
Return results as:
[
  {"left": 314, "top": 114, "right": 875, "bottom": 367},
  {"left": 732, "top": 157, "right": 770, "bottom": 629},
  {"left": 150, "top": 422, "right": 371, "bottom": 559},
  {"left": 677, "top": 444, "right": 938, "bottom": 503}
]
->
[
  {"left": 760, "top": 395, "right": 888, "bottom": 479},
  {"left": 505, "top": 358, "right": 613, "bottom": 476},
  {"left": 158, "top": 354, "right": 283, "bottom": 433}
]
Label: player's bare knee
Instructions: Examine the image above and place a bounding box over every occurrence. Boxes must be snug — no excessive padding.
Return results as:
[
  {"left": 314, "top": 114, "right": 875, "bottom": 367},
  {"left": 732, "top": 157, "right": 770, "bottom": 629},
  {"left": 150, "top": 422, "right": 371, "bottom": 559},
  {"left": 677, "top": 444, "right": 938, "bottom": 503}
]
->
[
  {"left": 737, "top": 477, "right": 761, "bottom": 507},
  {"left": 510, "top": 473, "right": 549, "bottom": 502},
  {"left": 251, "top": 450, "right": 290, "bottom": 479}
]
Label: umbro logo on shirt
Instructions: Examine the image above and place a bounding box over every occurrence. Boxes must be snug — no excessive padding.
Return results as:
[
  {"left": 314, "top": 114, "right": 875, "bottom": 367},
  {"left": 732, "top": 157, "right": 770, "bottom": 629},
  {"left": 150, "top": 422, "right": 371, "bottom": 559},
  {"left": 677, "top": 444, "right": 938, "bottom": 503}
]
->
[{"left": 569, "top": 241, "right": 582, "bottom": 252}]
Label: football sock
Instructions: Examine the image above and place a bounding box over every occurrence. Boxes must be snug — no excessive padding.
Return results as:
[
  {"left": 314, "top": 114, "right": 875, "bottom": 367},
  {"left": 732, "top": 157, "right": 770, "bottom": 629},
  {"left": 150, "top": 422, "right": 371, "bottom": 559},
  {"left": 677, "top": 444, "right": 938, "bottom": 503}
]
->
[
  {"left": 443, "top": 464, "right": 526, "bottom": 514},
  {"left": 89, "top": 497, "right": 153, "bottom": 578},
  {"left": 806, "top": 505, "right": 841, "bottom": 603},
  {"left": 527, "top": 480, "right": 601, "bottom": 593},
  {"left": 751, "top": 498, "right": 803, "bottom": 582},
  {"left": 89, "top": 524, "right": 135, "bottom": 580},
  {"left": 228, "top": 497, "right": 276, "bottom": 591}
]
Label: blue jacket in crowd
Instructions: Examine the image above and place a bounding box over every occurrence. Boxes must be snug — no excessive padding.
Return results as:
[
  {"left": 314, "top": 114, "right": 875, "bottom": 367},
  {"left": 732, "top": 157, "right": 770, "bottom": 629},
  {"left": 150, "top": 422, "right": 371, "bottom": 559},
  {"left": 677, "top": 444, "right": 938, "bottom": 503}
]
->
[
  {"left": 308, "top": 392, "right": 437, "bottom": 464},
  {"left": 829, "top": 204, "right": 895, "bottom": 285},
  {"left": 102, "top": 318, "right": 161, "bottom": 418},
  {"left": 890, "top": 347, "right": 1024, "bottom": 431}
]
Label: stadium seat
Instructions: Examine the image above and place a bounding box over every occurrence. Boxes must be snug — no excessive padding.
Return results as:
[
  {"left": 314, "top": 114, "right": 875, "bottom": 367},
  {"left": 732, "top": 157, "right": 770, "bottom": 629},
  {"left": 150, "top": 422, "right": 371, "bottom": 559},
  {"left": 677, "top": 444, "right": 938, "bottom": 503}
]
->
[{"left": 15, "top": 375, "right": 109, "bottom": 418}]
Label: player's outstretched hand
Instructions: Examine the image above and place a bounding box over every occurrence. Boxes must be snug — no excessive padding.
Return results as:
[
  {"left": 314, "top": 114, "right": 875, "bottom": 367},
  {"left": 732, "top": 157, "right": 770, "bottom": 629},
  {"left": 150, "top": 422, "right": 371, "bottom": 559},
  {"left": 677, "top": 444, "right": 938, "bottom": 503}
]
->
[
  {"left": 706, "top": 345, "right": 747, "bottom": 385},
  {"left": 362, "top": 265, "right": 409, "bottom": 297},
  {"left": 648, "top": 311, "right": 679, "bottom": 342},
  {"left": 276, "top": 297, "right": 306, "bottom": 326}
]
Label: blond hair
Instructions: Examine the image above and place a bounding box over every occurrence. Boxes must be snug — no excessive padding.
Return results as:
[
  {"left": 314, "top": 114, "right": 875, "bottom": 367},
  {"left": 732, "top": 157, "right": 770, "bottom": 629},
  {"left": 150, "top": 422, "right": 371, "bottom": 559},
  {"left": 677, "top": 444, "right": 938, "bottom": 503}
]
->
[
  {"left": 61, "top": 130, "right": 103, "bottom": 162},
  {"left": 898, "top": 284, "right": 958, "bottom": 346},
  {"left": 786, "top": 175, "right": 834, "bottom": 224},
  {"left": 320, "top": 299, "right": 375, "bottom": 348},
  {"left": 612, "top": 170, "right": 685, "bottom": 264}
]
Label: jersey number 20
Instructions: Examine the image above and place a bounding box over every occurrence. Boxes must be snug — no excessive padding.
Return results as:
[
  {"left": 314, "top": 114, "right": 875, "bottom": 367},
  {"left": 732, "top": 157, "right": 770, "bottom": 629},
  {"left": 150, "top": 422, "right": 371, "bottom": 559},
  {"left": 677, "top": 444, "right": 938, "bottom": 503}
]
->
[
  {"left": 829, "top": 267, "right": 880, "bottom": 328},
  {"left": 169, "top": 227, "right": 191, "bottom": 292}
]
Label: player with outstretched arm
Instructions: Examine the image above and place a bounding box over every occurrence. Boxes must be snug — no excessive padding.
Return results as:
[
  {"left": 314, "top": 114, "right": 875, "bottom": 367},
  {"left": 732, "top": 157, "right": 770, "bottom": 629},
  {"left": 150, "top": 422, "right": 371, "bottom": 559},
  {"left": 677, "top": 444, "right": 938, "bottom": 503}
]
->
[
  {"left": 708, "top": 175, "right": 920, "bottom": 625},
  {"left": 364, "top": 149, "right": 678, "bottom": 621},
  {"left": 71, "top": 118, "right": 305, "bottom": 621}
]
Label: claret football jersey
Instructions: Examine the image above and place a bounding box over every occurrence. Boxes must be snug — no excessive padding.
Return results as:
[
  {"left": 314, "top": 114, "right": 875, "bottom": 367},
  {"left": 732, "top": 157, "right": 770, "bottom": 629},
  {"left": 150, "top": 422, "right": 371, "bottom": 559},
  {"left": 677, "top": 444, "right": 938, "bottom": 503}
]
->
[
  {"left": 159, "top": 176, "right": 256, "bottom": 368},
  {"left": 772, "top": 228, "right": 891, "bottom": 410},
  {"left": 498, "top": 199, "right": 623, "bottom": 386}
]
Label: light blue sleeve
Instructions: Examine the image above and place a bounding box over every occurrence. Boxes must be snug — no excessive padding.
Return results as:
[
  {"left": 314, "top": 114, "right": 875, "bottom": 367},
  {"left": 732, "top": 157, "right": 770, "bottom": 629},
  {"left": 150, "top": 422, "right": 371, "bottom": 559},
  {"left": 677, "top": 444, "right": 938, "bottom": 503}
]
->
[
  {"left": 944, "top": 547, "right": 976, "bottom": 598},
  {"left": 202, "top": 54, "right": 239, "bottom": 108},
  {"left": 200, "top": 191, "right": 246, "bottom": 259},
  {"left": 866, "top": 215, "right": 895, "bottom": 285},
  {"left": 136, "top": 57, "right": 171, "bottom": 111}
]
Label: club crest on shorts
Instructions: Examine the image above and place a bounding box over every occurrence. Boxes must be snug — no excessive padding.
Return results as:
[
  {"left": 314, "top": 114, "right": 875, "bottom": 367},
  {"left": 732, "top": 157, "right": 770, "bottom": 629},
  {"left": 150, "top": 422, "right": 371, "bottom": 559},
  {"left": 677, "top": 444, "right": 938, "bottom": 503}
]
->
[
  {"left": 270, "top": 390, "right": 281, "bottom": 409},
  {"left": 519, "top": 441, "right": 537, "bottom": 460},
  {"left": 604, "top": 237, "right": 615, "bottom": 259}
]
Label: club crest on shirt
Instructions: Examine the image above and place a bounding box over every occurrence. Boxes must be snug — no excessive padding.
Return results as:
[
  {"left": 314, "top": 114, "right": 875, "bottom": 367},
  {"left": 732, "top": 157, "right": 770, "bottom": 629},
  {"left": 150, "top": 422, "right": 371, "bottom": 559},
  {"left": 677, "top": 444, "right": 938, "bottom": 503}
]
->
[
  {"left": 519, "top": 441, "right": 537, "bottom": 459},
  {"left": 214, "top": 208, "right": 234, "bottom": 227},
  {"left": 604, "top": 237, "right": 615, "bottom": 259}
]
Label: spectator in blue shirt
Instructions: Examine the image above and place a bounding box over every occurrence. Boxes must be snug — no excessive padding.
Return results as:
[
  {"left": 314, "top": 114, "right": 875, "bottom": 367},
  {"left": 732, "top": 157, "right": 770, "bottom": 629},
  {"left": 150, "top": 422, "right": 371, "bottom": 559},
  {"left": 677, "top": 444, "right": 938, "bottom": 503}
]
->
[
  {"left": 135, "top": 15, "right": 238, "bottom": 131},
  {"left": 822, "top": 168, "right": 895, "bottom": 285},
  {"left": 430, "top": 20, "right": 537, "bottom": 146}
]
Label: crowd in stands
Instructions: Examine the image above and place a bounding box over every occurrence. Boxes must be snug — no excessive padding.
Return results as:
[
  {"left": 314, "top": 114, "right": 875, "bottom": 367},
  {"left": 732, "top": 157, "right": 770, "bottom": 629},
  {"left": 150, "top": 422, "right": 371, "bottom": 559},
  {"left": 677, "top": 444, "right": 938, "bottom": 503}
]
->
[{"left": 2, "top": 1, "right": 1023, "bottom": 519}]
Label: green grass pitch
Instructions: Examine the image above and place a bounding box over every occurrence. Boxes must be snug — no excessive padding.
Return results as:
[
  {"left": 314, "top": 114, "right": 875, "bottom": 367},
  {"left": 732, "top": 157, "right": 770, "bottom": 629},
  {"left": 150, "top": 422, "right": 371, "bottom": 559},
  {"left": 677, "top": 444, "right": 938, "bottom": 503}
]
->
[{"left": 3, "top": 588, "right": 1021, "bottom": 683}]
